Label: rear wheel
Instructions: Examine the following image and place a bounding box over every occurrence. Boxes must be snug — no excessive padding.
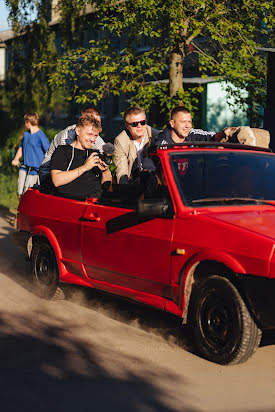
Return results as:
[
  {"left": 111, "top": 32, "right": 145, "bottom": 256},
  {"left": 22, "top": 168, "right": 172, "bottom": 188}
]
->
[
  {"left": 31, "top": 240, "right": 60, "bottom": 299},
  {"left": 190, "top": 275, "right": 261, "bottom": 365}
]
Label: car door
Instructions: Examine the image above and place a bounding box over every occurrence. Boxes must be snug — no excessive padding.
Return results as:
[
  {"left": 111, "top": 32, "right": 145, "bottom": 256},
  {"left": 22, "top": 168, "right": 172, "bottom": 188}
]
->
[{"left": 80, "top": 187, "right": 175, "bottom": 298}]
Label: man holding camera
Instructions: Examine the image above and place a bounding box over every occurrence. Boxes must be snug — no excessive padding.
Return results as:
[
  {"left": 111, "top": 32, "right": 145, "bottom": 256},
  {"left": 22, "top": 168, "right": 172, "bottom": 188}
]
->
[
  {"left": 50, "top": 116, "right": 112, "bottom": 200},
  {"left": 39, "top": 107, "right": 105, "bottom": 186},
  {"left": 114, "top": 106, "right": 159, "bottom": 184}
]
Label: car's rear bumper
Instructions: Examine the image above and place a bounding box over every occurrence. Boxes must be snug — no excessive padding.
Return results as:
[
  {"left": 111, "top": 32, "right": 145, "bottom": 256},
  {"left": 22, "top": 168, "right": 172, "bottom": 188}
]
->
[
  {"left": 13, "top": 230, "right": 31, "bottom": 256},
  {"left": 238, "top": 275, "right": 275, "bottom": 330}
]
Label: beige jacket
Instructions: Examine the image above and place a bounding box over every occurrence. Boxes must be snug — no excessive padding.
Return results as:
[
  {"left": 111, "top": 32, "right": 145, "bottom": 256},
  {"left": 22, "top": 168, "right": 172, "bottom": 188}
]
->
[{"left": 114, "top": 126, "right": 153, "bottom": 183}]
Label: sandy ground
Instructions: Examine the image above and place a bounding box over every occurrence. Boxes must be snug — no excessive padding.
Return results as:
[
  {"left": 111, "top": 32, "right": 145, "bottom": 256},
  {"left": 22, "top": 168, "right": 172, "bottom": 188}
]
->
[{"left": 0, "top": 207, "right": 275, "bottom": 412}]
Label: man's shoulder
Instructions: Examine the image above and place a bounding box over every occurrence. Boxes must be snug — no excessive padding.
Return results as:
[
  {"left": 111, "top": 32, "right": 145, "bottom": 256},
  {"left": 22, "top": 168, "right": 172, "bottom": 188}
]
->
[
  {"left": 54, "top": 124, "right": 76, "bottom": 144},
  {"left": 114, "top": 129, "right": 130, "bottom": 144},
  {"left": 62, "top": 124, "right": 76, "bottom": 133},
  {"left": 23, "top": 131, "right": 30, "bottom": 138},
  {"left": 37, "top": 129, "right": 48, "bottom": 139},
  {"left": 155, "top": 127, "right": 172, "bottom": 145},
  {"left": 53, "top": 144, "right": 71, "bottom": 157}
]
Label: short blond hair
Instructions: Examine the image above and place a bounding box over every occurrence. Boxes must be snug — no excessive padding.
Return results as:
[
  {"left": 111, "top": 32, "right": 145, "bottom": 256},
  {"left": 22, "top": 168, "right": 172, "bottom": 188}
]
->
[
  {"left": 76, "top": 115, "right": 102, "bottom": 133},
  {"left": 124, "top": 106, "right": 146, "bottom": 122},
  {"left": 24, "top": 112, "right": 40, "bottom": 126}
]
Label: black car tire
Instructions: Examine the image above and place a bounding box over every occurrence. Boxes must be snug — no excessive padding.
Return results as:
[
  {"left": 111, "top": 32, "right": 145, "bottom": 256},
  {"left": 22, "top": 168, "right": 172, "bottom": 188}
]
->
[
  {"left": 191, "top": 275, "right": 262, "bottom": 365},
  {"left": 31, "top": 240, "right": 60, "bottom": 299}
]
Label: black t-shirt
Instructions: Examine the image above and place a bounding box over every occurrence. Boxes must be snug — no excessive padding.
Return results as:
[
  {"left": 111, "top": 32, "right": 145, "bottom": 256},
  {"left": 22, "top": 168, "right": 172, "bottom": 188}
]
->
[{"left": 50, "top": 145, "right": 102, "bottom": 199}]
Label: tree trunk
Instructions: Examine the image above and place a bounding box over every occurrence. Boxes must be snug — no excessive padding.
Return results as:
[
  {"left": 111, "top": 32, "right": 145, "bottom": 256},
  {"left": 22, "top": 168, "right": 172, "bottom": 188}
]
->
[{"left": 169, "top": 52, "right": 183, "bottom": 97}]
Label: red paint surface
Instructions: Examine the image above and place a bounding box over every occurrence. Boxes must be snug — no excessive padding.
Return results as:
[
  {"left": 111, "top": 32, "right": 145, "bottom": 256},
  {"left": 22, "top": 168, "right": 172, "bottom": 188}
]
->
[{"left": 17, "top": 146, "right": 275, "bottom": 317}]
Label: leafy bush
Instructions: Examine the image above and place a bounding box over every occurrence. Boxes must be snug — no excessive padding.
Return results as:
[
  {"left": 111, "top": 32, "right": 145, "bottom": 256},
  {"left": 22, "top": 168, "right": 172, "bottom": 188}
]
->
[
  {"left": 0, "top": 173, "right": 18, "bottom": 210},
  {"left": 40, "top": 127, "right": 60, "bottom": 142}
]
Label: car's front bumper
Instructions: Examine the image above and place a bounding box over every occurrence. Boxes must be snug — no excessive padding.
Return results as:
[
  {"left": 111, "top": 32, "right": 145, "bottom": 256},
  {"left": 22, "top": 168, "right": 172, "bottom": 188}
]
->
[{"left": 238, "top": 275, "right": 275, "bottom": 330}]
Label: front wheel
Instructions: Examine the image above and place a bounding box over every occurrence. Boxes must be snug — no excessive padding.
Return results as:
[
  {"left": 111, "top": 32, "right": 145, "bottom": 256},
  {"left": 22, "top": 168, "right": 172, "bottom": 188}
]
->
[
  {"left": 31, "top": 240, "right": 60, "bottom": 299},
  {"left": 190, "top": 275, "right": 262, "bottom": 365}
]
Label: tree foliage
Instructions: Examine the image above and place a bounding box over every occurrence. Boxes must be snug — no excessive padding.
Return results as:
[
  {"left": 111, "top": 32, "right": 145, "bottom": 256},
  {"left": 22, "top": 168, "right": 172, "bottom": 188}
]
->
[
  {"left": 36, "top": 0, "right": 275, "bottom": 123},
  {"left": 2, "top": 0, "right": 68, "bottom": 128},
  {"left": 3, "top": 0, "right": 275, "bottom": 126}
]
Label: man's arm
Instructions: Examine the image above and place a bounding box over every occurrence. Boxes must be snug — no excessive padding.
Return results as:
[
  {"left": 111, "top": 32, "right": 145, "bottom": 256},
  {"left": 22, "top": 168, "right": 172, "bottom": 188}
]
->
[
  {"left": 11, "top": 146, "right": 22, "bottom": 167},
  {"left": 214, "top": 127, "right": 237, "bottom": 142},
  {"left": 41, "top": 126, "right": 75, "bottom": 167},
  {"left": 114, "top": 138, "right": 130, "bottom": 184},
  {"left": 39, "top": 125, "right": 76, "bottom": 184}
]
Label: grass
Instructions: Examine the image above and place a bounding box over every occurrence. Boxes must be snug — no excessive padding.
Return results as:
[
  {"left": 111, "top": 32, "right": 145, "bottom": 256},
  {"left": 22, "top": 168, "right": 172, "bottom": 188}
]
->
[{"left": 0, "top": 173, "right": 19, "bottom": 211}]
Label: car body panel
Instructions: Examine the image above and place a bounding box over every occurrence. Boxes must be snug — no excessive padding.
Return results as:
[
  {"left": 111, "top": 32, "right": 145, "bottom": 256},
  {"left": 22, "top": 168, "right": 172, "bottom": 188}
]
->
[
  {"left": 80, "top": 202, "right": 175, "bottom": 297},
  {"left": 15, "top": 144, "right": 275, "bottom": 330}
]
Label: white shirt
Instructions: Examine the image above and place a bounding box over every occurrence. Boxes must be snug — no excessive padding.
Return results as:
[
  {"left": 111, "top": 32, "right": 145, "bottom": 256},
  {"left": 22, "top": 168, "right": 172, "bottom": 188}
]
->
[{"left": 133, "top": 136, "right": 146, "bottom": 167}]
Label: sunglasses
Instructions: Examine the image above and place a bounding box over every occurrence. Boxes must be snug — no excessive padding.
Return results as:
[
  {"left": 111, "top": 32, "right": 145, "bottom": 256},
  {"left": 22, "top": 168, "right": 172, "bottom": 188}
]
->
[{"left": 126, "top": 119, "right": 147, "bottom": 127}]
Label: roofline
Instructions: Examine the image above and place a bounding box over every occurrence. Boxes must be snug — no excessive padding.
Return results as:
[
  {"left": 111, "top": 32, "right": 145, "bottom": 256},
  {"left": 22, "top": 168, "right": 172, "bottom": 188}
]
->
[
  {"left": 257, "top": 48, "right": 275, "bottom": 53},
  {"left": 0, "top": 29, "right": 15, "bottom": 43}
]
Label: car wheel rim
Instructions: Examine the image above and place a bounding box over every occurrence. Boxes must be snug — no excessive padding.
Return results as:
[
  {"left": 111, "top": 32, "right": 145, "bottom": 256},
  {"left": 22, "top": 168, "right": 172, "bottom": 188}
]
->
[
  {"left": 199, "top": 291, "right": 239, "bottom": 354},
  {"left": 36, "top": 251, "right": 55, "bottom": 287}
]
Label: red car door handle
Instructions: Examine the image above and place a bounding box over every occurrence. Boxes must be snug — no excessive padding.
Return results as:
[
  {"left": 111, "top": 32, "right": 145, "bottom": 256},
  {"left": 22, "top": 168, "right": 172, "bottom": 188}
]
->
[{"left": 80, "top": 214, "right": 100, "bottom": 223}]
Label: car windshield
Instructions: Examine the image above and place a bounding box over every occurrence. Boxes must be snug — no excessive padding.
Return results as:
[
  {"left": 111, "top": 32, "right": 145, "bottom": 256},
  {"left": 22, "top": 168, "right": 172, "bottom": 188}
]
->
[{"left": 170, "top": 151, "right": 275, "bottom": 207}]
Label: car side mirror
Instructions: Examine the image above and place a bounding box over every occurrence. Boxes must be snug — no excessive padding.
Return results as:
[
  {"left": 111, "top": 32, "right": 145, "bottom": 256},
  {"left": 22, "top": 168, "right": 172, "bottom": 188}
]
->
[{"left": 137, "top": 199, "right": 168, "bottom": 219}]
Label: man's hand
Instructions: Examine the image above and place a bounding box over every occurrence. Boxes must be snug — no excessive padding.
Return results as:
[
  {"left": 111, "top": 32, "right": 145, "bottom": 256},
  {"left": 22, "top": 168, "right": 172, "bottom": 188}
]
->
[
  {"left": 83, "top": 152, "right": 100, "bottom": 172},
  {"left": 101, "top": 168, "right": 112, "bottom": 185},
  {"left": 215, "top": 126, "right": 240, "bottom": 142},
  {"left": 223, "top": 126, "right": 240, "bottom": 138},
  {"left": 11, "top": 159, "right": 20, "bottom": 167},
  {"left": 97, "top": 159, "right": 109, "bottom": 172}
]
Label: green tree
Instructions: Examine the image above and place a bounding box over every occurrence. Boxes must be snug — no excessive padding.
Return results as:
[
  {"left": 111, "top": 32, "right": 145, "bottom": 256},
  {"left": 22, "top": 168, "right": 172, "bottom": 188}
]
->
[
  {"left": 39, "top": 0, "right": 274, "bottom": 124},
  {"left": 2, "top": 0, "right": 68, "bottom": 136},
  {"left": 5, "top": 0, "right": 275, "bottom": 125}
]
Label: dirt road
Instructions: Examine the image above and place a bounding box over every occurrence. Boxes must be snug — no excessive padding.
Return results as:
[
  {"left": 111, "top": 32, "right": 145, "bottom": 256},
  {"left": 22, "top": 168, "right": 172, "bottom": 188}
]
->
[{"left": 1, "top": 207, "right": 275, "bottom": 412}]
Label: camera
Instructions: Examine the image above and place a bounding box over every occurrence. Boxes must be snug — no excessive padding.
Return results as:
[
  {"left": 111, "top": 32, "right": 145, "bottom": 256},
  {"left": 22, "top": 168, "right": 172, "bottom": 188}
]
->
[
  {"left": 93, "top": 143, "right": 114, "bottom": 166},
  {"left": 98, "top": 151, "right": 113, "bottom": 166}
]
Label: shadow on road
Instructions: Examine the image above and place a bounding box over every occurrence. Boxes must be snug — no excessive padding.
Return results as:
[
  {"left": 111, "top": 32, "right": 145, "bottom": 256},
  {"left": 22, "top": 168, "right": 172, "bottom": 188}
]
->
[{"left": 0, "top": 309, "right": 198, "bottom": 412}]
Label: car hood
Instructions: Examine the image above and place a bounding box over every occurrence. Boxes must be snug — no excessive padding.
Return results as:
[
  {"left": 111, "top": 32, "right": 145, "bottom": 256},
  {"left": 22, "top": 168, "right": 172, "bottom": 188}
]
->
[{"left": 207, "top": 209, "right": 275, "bottom": 240}]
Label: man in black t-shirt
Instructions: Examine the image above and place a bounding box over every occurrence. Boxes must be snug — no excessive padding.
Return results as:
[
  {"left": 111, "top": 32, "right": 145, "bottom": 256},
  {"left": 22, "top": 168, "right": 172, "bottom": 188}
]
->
[{"left": 50, "top": 116, "right": 111, "bottom": 200}]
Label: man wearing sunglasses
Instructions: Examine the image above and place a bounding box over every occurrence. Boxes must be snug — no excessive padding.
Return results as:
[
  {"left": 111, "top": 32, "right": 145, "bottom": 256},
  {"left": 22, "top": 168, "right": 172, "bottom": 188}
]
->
[{"left": 114, "top": 106, "right": 159, "bottom": 184}]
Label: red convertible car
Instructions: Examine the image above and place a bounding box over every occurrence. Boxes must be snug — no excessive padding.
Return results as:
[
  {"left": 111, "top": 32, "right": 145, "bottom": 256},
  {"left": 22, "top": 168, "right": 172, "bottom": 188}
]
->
[{"left": 14, "top": 142, "right": 275, "bottom": 365}]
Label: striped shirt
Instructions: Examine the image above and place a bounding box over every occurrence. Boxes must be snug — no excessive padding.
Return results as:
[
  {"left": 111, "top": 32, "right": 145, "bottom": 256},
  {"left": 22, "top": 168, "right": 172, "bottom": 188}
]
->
[{"left": 156, "top": 127, "right": 216, "bottom": 146}]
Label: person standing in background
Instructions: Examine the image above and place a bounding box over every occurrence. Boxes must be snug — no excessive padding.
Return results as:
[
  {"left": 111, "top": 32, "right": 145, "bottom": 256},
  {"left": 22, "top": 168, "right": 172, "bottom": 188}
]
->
[{"left": 11, "top": 112, "right": 49, "bottom": 199}]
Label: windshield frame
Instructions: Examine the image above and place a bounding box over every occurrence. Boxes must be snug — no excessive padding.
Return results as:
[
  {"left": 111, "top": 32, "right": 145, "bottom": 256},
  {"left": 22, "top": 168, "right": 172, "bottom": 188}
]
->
[{"left": 169, "top": 149, "right": 275, "bottom": 208}]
